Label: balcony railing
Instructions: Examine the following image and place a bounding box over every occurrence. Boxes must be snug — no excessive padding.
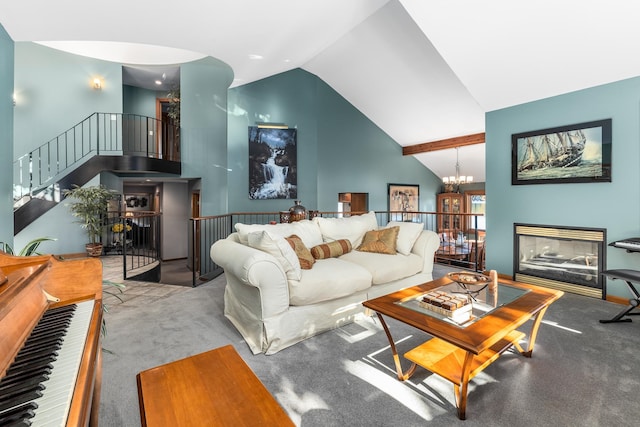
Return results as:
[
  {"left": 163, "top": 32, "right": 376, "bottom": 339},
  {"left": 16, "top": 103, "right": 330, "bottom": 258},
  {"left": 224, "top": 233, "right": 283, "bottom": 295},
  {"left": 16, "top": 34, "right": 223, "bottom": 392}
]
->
[
  {"left": 105, "top": 210, "right": 161, "bottom": 281},
  {"left": 191, "top": 211, "right": 485, "bottom": 287},
  {"left": 13, "top": 113, "right": 179, "bottom": 208}
]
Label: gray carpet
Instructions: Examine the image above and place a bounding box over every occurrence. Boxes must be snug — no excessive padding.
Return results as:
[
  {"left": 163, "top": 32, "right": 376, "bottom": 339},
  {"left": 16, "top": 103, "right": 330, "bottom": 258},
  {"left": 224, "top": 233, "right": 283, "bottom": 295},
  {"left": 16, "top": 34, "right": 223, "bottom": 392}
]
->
[{"left": 99, "top": 266, "right": 640, "bottom": 426}]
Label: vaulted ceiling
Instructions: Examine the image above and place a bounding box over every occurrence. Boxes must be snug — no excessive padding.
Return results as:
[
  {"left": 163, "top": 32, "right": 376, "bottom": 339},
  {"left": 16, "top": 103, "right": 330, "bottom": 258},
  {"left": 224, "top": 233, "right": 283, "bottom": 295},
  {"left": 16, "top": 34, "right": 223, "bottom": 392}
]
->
[{"left": 3, "top": 0, "right": 639, "bottom": 183}]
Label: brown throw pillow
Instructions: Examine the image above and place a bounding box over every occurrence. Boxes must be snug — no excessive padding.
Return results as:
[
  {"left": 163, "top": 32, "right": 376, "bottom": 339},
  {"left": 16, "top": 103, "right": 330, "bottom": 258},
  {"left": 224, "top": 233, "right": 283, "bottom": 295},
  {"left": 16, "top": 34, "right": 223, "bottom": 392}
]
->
[
  {"left": 357, "top": 227, "right": 399, "bottom": 255},
  {"left": 311, "top": 239, "right": 352, "bottom": 259},
  {"left": 285, "top": 234, "right": 315, "bottom": 269}
]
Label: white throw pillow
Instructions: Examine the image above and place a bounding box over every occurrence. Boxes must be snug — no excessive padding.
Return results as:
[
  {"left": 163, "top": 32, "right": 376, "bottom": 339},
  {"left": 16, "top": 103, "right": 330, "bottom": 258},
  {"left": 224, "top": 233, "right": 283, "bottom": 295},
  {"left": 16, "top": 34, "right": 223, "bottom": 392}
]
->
[
  {"left": 313, "top": 211, "right": 378, "bottom": 247},
  {"left": 235, "top": 220, "right": 323, "bottom": 248},
  {"left": 247, "top": 230, "right": 302, "bottom": 281},
  {"left": 385, "top": 221, "right": 424, "bottom": 255}
]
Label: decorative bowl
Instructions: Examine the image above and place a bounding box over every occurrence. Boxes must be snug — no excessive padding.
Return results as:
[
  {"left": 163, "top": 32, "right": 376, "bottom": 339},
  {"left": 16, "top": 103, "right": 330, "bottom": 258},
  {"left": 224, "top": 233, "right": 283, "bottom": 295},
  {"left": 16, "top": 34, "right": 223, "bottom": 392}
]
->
[{"left": 447, "top": 271, "right": 491, "bottom": 286}]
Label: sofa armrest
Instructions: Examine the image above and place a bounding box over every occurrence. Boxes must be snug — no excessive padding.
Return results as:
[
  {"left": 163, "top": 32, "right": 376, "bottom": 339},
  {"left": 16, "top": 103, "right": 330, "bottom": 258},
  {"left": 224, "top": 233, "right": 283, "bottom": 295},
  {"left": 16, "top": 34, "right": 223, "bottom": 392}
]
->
[
  {"left": 411, "top": 230, "right": 441, "bottom": 274},
  {"left": 210, "top": 238, "right": 290, "bottom": 318}
]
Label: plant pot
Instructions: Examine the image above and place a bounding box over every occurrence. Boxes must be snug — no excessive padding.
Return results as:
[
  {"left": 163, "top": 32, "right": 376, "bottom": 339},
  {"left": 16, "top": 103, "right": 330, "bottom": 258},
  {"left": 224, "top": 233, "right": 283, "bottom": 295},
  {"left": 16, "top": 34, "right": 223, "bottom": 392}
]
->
[{"left": 86, "top": 243, "right": 103, "bottom": 257}]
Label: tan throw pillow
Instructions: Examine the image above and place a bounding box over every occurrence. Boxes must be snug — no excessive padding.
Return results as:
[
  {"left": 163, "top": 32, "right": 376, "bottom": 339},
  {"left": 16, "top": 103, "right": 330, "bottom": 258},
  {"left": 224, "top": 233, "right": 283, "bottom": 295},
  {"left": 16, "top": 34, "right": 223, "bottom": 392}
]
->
[
  {"left": 357, "top": 227, "right": 399, "bottom": 255},
  {"left": 285, "top": 235, "right": 315, "bottom": 269},
  {"left": 310, "top": 239, "right": 352, "bottom": 259}
]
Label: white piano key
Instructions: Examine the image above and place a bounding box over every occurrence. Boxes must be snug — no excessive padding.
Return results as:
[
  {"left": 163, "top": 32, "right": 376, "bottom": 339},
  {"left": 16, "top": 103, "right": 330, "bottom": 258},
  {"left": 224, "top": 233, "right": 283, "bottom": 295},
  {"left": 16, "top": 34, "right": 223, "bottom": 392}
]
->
[{"left": 28, "top": 300, "right": 94, "bottom": 427}]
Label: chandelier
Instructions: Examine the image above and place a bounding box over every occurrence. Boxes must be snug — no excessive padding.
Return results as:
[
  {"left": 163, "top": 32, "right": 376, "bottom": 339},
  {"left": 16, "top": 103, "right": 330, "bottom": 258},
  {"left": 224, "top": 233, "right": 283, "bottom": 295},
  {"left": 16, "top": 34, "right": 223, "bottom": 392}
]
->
[{"left": 442, "top": 148, "right": 473, "bottom": 187}]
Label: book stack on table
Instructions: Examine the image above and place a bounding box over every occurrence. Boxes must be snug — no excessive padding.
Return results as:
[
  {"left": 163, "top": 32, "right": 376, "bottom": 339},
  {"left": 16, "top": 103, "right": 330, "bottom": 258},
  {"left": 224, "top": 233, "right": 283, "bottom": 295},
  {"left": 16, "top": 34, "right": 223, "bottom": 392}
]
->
[{"left": 418, "top": 290, "right": 472, "bottom": 323}]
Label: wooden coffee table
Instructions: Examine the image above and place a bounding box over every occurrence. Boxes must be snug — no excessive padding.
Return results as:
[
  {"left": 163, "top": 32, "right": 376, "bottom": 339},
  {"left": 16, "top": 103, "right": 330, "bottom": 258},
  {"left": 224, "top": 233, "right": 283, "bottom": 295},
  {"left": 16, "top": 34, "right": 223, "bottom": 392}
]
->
[{"left": 363, "top": 276, "right": 563, "bottom": 420}]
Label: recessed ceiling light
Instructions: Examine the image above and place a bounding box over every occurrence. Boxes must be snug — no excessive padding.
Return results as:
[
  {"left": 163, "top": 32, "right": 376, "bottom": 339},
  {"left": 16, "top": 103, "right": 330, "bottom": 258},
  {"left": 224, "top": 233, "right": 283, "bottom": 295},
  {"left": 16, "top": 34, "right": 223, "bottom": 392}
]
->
[
  {"left": 155, "top": 80, "right": 162, "bottom": 85},
  {"left": 248, "top": 54, "right": 263, "bottom": 60}
]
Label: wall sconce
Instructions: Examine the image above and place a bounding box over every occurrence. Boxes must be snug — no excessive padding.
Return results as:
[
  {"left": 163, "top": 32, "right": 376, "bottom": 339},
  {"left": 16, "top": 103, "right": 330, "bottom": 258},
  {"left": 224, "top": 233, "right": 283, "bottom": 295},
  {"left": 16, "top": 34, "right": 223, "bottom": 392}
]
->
[
  {"left": 93, "top": 78, "right": 102, "bottom": 90},
  {"left": 12, "top": 93, "right": 16, "bottom": 106}
]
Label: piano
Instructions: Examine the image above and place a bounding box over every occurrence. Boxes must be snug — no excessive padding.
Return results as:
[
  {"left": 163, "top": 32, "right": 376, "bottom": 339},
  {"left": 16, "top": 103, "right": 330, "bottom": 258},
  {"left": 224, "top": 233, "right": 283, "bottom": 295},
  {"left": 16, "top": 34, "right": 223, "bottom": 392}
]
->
[{"left": 0, "top": 251, "right": 103, "bottom": 426}]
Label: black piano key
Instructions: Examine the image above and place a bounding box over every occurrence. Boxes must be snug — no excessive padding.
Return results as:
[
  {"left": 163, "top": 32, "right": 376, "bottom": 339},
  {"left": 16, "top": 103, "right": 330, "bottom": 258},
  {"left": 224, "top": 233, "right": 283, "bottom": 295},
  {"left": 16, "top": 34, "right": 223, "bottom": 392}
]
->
[
  {"left": 0, "top": 386, "right": 44, "bottom": 412},
  {"left": 0, "top": 370, "right": 49, "bottom": 390},
  {"left": 0, "top": 402, "right": 37, "bottom": 426},
  {"left": 11, "top": 347, "right": 59, "bottom": 366},
  {"left": 5, "top": 355, "right": 57, "bottom": 377},
  {"left": 0, "top": 374, "right": 49, "bottom": 396},
  {"left": 1, "top": 365, "right": 53, "bottom": 386},
  {"left": 31, "top": 317, "right": 72, "bottom": 333},
  {"left": 0, "top": 363, "right": 53, "bottom": 384},
  {"left": 30, "top": 319, "right": 71, "bottom": 335},
  {"left": 15, "top": 334, "right": 64, "bottom": 360},
  {"left": 3, "top": 419, "right": 32, "bottom": 427}
]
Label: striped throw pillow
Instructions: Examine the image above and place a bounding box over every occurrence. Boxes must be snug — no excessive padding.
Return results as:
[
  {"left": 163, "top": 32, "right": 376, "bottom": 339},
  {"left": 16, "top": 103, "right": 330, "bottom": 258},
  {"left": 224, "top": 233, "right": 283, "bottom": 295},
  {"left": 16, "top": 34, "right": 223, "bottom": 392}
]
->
[{"left": 310, "top": 239, "right": 352, "bottom": 259}]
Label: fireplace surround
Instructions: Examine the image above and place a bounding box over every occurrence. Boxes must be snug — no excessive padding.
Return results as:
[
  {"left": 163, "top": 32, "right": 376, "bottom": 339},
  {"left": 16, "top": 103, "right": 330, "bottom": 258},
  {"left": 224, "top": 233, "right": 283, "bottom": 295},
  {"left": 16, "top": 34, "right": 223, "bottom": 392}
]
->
[{"left": 514, "top": 223, "right": 606, "bottom": 298}]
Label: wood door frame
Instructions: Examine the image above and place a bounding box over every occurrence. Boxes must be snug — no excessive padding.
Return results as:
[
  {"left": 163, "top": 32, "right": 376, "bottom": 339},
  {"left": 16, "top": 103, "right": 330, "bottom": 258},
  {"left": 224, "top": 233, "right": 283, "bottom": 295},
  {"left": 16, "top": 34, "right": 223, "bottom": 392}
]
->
[
  {"left": 191, "top": 191, "right": 201, "bottom": 274},
  {"left": 156, "top": 98, "right": 170, "bottom": 157}
]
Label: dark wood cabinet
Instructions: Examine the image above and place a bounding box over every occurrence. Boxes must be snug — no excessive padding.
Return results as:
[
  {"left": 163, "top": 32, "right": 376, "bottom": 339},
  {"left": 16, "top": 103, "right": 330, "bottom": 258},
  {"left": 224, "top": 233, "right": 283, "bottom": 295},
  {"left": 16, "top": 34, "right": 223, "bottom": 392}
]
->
[
  {"left": 437, "top": 192, "right": 463, "bottom": 232},
  {"left": 338, "top": 192, "right": 368, "bottom": 213}
]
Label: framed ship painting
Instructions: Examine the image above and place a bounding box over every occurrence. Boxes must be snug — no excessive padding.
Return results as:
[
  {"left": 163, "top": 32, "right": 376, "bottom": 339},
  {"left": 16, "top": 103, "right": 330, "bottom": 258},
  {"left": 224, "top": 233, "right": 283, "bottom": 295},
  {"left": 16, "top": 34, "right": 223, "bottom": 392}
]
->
[
  {"left": 248, "top": 126, "right": 297, "bottom": 199},
  {"left": 388, "top": 183, "right": 419, "bottom": 222},
  {"left": 511, "top": 119, "right": 612, "bottom": 185}
]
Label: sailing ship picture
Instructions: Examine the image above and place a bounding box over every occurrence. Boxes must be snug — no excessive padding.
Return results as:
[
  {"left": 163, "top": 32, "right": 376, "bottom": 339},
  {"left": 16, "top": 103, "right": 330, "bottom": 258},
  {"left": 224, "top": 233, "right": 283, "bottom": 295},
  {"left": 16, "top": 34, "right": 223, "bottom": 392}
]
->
[
  {"left": 248, "top": 126, "right": 298, "bottom": 199},
  {"left": 512, "top": 119, "right": 612, "bottom": 185}
]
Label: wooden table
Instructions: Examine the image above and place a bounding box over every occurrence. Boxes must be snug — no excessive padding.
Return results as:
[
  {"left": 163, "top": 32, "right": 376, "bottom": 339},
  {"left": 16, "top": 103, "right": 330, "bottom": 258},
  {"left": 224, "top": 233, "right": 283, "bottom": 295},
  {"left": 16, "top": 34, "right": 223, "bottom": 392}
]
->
[
  {"left": 436, "top": 242, "right": 470, "bottom": 262},
  {"left": 136, "top": 345, "right": 294, "bottom": 426},
  {"left": 363, "top": 276, "right": 563, "bottom": 420}
]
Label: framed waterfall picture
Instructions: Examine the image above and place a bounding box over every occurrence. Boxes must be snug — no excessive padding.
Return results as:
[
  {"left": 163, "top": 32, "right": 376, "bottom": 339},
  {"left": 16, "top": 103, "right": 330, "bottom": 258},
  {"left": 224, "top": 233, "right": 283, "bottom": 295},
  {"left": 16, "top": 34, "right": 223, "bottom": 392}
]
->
[
  {"left": 248, "top": 126, "right": 297, "bottom": 199},
  {"left": 511, "top": 119, "right": 612, "bottom": 185}
]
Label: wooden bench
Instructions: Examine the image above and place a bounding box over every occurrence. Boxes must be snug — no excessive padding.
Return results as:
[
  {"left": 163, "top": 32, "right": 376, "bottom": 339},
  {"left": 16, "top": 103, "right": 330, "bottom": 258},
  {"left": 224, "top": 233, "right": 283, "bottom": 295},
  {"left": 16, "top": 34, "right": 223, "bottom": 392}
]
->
[{"left": 136, "top": 345, "right": 294, "bottom": 426}]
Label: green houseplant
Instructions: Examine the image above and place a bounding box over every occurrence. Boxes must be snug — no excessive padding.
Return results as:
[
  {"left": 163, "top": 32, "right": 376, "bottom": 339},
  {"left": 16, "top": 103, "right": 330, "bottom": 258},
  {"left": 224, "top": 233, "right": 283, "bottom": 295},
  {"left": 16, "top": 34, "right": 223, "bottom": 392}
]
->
[{"left": 63, "top": 185, "right": 117, "bottom": 257}]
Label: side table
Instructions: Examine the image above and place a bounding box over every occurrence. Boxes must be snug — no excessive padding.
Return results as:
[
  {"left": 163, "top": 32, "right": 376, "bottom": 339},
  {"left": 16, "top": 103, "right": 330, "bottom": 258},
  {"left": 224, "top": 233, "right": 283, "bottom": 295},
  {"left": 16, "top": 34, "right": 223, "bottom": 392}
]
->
[{"left": 137, "top": 345, "right": 294, "bottom": 426}]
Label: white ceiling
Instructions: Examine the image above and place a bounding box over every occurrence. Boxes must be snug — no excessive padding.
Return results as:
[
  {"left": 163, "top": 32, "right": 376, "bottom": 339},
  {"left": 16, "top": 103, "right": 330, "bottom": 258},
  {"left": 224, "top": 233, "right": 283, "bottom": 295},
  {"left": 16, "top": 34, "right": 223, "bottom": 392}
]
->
[{"left": 3, "top": 0, "right": 640, "bottom": 183}]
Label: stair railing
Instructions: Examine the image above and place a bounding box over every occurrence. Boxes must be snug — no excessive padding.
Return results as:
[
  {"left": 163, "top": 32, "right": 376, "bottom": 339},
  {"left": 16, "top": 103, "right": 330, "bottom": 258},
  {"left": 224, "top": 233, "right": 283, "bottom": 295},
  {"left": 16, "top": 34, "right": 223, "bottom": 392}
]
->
[{"left": 13, "top": 113, "right": 179, "bottom": 208}]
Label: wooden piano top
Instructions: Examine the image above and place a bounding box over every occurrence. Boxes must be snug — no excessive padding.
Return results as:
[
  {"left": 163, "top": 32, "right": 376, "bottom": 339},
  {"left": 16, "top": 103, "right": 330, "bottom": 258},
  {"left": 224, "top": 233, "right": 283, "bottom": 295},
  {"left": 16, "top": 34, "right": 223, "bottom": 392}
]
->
[{"left": 0, "top": 250, "right": 103, "bottom": 379}]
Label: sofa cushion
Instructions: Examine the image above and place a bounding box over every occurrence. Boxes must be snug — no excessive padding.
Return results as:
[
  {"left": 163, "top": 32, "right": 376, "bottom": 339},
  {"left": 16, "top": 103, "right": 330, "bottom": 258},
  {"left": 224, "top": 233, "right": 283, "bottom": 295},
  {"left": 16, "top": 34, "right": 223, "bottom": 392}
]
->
[
  {"left": 247, "top": 231, "right": 302, "bottom": 281},
  {"left": 235, "top": 220, "right": 323, "bottom": 248},
  {"left": 288, "top": 258, "right": 372, "bottom": 306},
  {"left": 310, "top": 239, "right": 352, "bottom": 259},
  {"left": 285, "top": 235, "right": 315, "bottom": 269},
  {"left": 339, "top": 250, "right": 423, "bottom": 285},
  {"left": 312, "top": 211, "right": 378, "bottom": 247},
  {"left": 357, "top": 226, "right": 399, "bottom": 255},
  {"left": 385, "top": 221, "right": 424, "bottom": 255}
]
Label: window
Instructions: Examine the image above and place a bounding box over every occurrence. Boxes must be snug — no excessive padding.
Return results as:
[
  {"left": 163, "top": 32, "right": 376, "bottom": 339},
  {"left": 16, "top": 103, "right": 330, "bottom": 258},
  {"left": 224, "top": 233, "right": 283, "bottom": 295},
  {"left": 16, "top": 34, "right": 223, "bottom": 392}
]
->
[{"left": 465, "top": 191, "right": 485, "bottom": 231}]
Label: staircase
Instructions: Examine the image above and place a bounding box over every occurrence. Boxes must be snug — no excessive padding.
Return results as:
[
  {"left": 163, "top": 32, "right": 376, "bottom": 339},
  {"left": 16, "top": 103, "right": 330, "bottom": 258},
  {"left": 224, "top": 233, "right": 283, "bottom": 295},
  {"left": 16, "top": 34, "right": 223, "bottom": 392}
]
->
[{"left": 13, "top": 112, "right": 181, "bottom": 234}]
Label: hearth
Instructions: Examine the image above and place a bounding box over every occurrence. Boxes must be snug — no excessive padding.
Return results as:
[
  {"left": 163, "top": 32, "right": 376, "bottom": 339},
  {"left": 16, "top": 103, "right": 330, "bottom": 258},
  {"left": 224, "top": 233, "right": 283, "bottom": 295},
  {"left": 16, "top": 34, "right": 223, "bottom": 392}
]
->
[{"left": 514, "top": 223, "right": 606, "bottom": 298}]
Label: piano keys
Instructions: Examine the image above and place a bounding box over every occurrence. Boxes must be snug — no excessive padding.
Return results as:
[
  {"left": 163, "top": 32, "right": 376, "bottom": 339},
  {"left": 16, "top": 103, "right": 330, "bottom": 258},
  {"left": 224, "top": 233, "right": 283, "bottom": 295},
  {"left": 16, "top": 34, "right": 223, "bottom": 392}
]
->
[{"left": 0, "top": 251, "right": 103, "bottom": 427}]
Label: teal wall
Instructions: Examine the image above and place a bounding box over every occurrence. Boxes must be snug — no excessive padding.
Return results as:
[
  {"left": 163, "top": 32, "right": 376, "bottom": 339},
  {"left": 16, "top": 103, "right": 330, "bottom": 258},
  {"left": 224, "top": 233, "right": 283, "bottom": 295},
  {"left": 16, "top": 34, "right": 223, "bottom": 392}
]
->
[
  {"left": 123, "top": 84, "right": 157, "bottom": 117},
  {"left": 180, "top": 57, "right": 234, "bottom": 216},
  {"left": 227, "top": 69, "right": 440, "bottom": 214},
  {"left": 14, "top": 43, "right": 122, "bottom": 157},
  {"left": 486, "top": 76, "right": 640, "bottom": 297},
  {"left": 0, "top": 24, "right": 13, "bottom": 244},
  {"left": 11, "top": 43, "right": 123, "bottom": 253}
]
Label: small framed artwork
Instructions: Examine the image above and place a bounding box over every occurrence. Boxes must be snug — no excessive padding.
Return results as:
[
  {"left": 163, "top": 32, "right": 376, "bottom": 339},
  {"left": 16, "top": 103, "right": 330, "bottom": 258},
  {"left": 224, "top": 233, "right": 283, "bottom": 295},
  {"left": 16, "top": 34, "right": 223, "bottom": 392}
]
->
[
  {"left": 388, "top": 184, "right": 419, "bottom": 222},
  {"left": 512, "top": 119, "right": 612, "bottom": 185}
]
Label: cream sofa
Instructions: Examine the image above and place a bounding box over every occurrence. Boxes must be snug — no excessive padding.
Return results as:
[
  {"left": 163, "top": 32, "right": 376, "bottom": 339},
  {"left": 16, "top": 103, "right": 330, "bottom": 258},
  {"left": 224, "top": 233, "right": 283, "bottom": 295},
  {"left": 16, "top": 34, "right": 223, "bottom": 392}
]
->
[{"left": 210, "top": 212, "right": 440, "bottom": 354}]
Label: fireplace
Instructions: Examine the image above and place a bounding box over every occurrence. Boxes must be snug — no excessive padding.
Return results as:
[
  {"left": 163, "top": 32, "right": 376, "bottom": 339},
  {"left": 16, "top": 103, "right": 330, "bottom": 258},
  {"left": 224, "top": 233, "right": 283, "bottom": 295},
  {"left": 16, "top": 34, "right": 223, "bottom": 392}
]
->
[{"left": 514, "top": 224, "right": 606, "bottom": 298}]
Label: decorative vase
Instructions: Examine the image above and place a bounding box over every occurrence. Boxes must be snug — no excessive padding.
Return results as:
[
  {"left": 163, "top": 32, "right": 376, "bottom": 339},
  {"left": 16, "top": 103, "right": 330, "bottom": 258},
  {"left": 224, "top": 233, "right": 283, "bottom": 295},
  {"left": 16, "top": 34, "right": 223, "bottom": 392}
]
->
[
  {"left": 288, "top": 200, "right": 307, "bottom": 222},
  {"left": 85, "top": 243, "right": 103, "bottom": 257}
]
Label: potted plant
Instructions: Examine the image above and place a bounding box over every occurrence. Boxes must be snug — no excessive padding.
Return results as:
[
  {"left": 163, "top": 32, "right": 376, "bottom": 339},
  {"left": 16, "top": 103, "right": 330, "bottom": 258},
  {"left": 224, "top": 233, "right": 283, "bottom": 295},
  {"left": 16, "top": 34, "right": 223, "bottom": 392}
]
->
[{"left": 63, "top": 185, "right": 117, "bottom": 257}]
